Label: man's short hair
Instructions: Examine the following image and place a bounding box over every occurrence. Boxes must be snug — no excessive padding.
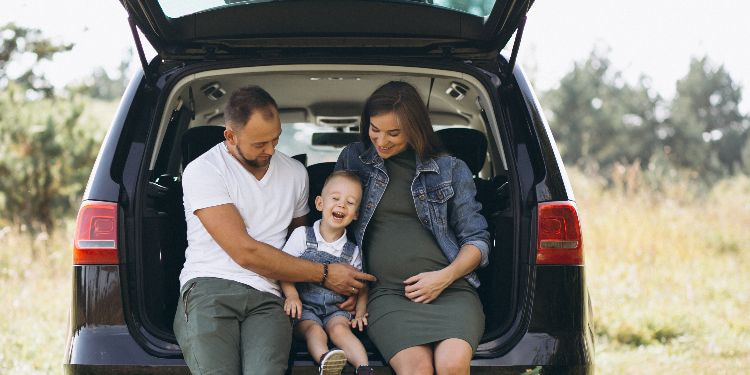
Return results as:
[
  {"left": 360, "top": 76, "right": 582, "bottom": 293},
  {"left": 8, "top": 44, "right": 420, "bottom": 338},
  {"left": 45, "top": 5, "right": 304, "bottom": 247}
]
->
[{"left": 224, "top": 86, "right": 278, "bottom": 130}]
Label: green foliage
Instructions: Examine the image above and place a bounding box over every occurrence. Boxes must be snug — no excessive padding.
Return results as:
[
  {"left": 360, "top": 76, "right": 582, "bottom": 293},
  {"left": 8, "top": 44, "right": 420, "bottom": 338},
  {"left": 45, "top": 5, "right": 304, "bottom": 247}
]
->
[
  {"left": 0, "top": 84, "right": 102, "bottom": 239},
  {"left": 542, "top": 49, "right": 662, "bottom": 174},
  {"left": 667, "top": 57, "right": 748, "bottom": 178},
  {"left": 0, "top": 23, "right": 110, "bottom": 248},
  {"left": 543, "top": 50, "right": 749, "bottom": 182},
  {"left": 1, "top": 23, "right": 73, "bottom": 97}
]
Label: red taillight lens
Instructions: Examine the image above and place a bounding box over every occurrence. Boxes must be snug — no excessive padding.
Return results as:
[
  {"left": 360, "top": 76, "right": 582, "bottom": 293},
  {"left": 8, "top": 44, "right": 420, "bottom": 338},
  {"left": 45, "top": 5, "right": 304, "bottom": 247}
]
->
[
  {"left": 536, "top": 201, "right": 583, "bottom": 265},
  {"left": 73, "top": 201, "right": 118, "bottom": 265}
]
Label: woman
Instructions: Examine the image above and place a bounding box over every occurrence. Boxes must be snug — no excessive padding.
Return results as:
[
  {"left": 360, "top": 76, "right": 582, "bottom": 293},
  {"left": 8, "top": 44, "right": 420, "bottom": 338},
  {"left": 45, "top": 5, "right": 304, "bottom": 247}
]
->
[{"left": 334, "top": 81, "right": 490, "bottom": 374}]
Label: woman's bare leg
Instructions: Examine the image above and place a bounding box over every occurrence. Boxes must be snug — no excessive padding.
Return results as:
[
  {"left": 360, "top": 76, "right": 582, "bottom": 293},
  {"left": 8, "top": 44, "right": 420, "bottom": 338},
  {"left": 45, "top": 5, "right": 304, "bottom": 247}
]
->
[
  {"left": 389, "top": 345, "right": 433, "bottom": 375},
  {"left": 434, "top": 338, "right": 472, "bottom": 375}
]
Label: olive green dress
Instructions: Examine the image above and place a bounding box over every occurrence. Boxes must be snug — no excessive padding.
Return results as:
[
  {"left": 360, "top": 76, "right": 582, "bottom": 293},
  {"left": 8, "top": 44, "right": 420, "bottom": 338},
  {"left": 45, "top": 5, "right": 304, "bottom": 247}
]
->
[{"left": 364, "top": 149, "right": 484, "bottom": 363}]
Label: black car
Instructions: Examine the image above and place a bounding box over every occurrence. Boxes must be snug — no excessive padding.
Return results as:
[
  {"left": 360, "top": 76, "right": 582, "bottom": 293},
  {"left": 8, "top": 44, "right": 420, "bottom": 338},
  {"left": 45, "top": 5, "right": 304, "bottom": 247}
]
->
[{"left": 65, "top": 0, "right": 594, "bottom": 373}]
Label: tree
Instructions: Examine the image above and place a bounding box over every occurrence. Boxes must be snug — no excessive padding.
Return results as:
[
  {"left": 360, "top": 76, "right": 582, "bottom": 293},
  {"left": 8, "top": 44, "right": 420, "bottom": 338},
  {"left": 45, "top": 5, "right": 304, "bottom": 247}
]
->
[
  {"left": 67, "top": 49, "right": 132, "bottom": 100},
  {"left": 0, "top": 84, "right": 101, "bottom": 244},
  {"left": 0, "top": 24, "right": 102, "bottom": 256},
  {"left": 667, "top": 57, "right": 748, "bottom": 178},
  {"left": 541, "top": 48, "right": 662, "bottom": 174},
  {"left": 1, "top": 23, "right": 73, "bottom": 97}
]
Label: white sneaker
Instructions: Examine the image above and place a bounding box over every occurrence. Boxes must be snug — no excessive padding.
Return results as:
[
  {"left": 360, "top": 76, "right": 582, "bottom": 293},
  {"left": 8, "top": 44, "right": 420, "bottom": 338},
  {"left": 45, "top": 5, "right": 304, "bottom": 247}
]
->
[{"left": 319, "top": 349, "right": 347, "bottom": 375}]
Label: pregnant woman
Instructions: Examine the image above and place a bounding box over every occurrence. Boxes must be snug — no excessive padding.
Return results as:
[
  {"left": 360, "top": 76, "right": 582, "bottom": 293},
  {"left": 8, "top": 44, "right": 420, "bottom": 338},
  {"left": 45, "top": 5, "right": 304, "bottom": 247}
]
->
[{"left": 335, "top": 81, "right": 490, "bottom": 374}]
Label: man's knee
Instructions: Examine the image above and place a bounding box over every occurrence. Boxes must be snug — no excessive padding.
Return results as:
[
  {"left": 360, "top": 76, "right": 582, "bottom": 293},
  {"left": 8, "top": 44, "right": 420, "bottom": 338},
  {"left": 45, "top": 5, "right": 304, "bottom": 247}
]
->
[{"left": 239, "top": 301, "right": 293, "bottom": 374}]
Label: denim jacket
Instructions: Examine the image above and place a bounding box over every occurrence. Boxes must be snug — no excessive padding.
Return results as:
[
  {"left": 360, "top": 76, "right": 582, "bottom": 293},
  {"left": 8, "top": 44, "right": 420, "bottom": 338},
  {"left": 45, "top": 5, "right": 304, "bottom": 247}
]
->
[{"left": 334, "top": 142, "right": 490, "bottom": 288}]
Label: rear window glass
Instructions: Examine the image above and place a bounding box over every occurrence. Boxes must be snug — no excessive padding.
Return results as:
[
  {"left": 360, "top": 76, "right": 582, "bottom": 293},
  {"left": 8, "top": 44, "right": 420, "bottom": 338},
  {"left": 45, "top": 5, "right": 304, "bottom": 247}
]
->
[
  {"left": 158, "top": 0, "right": 496, "bottom": 19},
  {"left": 275, "top": 123, "right": 478, "bottom": 167}
]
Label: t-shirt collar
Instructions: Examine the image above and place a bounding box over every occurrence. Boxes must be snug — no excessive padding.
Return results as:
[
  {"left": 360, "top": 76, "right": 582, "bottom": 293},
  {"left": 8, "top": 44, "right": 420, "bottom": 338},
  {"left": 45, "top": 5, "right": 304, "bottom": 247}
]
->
[{"left": 313, "top": 219, "right": 348, "bottom": 250}]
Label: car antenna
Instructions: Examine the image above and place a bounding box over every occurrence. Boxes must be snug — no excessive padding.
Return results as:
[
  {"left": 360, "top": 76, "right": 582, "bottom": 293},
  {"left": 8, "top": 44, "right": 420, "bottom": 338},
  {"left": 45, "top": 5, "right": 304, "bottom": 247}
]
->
[{"left": 128, "top": 16, "right": 155, "bottom": 87}]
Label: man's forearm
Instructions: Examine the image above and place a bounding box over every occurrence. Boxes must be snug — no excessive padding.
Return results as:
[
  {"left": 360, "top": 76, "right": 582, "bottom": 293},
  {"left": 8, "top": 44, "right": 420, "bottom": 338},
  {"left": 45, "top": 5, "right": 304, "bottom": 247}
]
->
[{"left": 235, "top": 237, "right": 324, "bottom": 283}]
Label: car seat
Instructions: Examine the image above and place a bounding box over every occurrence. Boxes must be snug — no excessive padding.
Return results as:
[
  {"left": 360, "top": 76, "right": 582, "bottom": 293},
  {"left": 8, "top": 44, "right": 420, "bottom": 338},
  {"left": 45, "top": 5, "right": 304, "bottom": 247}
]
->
[
  {"left": 435, "top": 128, "right": 508, "bottom": 217},
  {"left": 180, "top": 125, "right": 226, "bottom": 169}
]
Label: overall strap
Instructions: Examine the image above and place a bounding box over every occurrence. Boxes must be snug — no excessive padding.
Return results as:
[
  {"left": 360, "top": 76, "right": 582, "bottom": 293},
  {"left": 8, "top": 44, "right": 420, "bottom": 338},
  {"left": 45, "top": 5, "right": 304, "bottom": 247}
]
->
[
  {"left": 340, "top": 240, "right": 356, "bottom": 264},
  {"left": 304, "top": 226, "right": 318, "bottom": 251}
]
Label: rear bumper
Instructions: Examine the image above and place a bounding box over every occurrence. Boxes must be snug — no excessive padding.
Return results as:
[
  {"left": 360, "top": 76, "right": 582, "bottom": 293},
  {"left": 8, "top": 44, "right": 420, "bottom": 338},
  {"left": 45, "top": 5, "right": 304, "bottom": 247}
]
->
[
  {"left": 65, "top": 328, "right": 591, "bottom": 374},
  {"left": 66, "top": 266, "right": 593, "bottom": 374}
]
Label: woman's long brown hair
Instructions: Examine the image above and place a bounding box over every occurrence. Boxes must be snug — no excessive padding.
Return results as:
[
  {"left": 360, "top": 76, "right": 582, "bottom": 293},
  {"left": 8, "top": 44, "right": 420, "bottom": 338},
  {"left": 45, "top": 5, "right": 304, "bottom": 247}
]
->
[{"left": 360, "top": 81, "right": 443, "bottom": 160}]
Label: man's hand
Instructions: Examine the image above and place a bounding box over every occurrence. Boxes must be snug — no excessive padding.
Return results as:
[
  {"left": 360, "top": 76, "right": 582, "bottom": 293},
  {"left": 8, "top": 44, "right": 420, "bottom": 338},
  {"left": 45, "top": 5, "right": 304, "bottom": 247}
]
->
[
  {"left": 337, "top": 295, "right": 357, "bottom": 312},
  {"left": 324, "top": 263, "right": 375, "bottom": 296},
  {"left": 284, "top": 297, "right": 302, "bottom": 319}
]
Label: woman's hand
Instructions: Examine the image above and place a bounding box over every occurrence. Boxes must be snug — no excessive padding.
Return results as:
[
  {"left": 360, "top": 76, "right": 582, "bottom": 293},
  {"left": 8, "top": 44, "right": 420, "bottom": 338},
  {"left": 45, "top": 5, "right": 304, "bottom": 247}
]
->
[
  {"left": 284, "top": 297, "right": 302, "bottom": 319},
  {"left": 403, "top": 269, "right": 454, "bottom": 304}
]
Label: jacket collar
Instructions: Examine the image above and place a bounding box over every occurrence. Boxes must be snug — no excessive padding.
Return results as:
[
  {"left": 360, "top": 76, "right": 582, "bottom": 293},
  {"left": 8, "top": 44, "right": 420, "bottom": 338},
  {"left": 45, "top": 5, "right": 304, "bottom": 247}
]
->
[{"left": 358, "top": 145, "right": 440, "bottom": 174}]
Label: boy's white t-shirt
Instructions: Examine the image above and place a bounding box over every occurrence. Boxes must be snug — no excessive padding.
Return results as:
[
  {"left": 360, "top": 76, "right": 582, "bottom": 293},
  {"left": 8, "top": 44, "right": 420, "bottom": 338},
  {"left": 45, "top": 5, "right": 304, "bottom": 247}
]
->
[
  {"left": 179, "top": 142, "right": 309, "bottom": 297},
  {"left": 282, "top": 220, "right": 362, "bottom": 270}
]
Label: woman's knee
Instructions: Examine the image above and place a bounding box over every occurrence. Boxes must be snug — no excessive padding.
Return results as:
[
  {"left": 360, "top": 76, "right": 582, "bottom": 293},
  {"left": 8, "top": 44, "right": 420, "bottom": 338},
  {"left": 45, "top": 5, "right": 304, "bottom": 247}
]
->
[
  {"left": 390, "top": 346, "right": 434, "bottom": 375},
  {"left": 434, "top": 339, "right": 472, "bottom": 375}
]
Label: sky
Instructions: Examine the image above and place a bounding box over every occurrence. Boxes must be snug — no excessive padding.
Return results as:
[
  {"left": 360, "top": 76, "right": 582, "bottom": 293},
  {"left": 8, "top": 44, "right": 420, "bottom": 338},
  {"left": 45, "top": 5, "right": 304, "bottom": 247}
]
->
[{"left": 2, "top": 0, "right": 749, "bottom": 112}]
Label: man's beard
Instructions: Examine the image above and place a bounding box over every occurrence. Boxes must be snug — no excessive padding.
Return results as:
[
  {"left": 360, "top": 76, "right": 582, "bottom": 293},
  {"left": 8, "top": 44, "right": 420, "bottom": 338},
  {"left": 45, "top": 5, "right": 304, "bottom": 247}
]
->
[{"left": 236, "top": 143, "right": 271, "bottom": 169}]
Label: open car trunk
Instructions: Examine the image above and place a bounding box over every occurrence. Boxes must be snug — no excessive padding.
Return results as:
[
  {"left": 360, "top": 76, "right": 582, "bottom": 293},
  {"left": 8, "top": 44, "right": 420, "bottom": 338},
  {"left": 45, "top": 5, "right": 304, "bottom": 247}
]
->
[{"left": 128, "top": 63, "right": 525, "bottom": 362}]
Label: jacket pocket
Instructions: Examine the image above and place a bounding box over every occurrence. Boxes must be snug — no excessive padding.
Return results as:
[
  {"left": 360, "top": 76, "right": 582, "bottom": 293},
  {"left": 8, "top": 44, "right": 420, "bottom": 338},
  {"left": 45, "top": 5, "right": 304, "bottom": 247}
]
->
[{"left": 425, "top": 182, "right": 454, "bottom": 203}]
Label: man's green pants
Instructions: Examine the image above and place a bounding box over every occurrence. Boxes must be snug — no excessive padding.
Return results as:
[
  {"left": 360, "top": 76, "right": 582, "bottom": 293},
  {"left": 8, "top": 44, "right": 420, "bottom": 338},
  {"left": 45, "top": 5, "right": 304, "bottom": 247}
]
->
[{"left": 174, "top": 277, "right": 293, "bottom": 375}]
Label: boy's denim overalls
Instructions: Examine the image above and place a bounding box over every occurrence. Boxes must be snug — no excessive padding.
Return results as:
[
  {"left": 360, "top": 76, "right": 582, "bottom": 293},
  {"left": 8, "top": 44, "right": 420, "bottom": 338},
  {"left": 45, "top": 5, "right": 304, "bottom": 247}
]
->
[{"left": 297, "top": 226, "right": 358, "bottom": 326}]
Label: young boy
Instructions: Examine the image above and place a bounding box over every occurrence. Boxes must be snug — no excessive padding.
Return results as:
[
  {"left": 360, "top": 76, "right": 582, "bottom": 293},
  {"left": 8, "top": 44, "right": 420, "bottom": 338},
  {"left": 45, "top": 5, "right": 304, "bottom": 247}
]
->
[{"left": 281, "top": 171, "right": 374, "bottom": 375}]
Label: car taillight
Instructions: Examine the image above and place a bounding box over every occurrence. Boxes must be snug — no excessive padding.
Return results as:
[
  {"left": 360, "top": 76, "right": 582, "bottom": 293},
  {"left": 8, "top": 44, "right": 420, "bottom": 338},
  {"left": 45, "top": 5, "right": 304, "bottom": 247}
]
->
[
  {"left": 536, "top": 201, "right": 583, "bottom": 265},
  {"left": 73, "top": 201, "right": 118, "bottom": 265}
]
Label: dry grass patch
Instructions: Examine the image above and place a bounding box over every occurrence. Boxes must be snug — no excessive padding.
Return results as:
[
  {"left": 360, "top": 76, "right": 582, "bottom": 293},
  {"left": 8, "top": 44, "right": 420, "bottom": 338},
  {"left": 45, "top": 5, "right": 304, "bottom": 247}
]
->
[
  {"left": 0, "top": 224, "right": 72, "bottom": 374},
  {"left": 573, "top": 170, "right": 750, "bottom": 374}
]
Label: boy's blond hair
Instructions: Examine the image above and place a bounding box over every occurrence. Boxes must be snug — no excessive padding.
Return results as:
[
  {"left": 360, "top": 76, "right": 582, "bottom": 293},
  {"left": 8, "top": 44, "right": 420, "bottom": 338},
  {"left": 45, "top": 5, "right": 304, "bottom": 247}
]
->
[{"left": 321, "top": 170, "right": 362, "bottom": 196}]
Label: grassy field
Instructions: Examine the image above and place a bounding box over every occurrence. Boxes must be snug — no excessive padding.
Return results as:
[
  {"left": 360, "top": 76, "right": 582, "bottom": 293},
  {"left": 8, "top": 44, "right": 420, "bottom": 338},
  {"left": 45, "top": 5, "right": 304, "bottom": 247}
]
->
[
  {"left": 575, "top": 170, "right": 750, "bottom": 373},
  {"left": 0, "top": 171, "right": 748, "bottom": 374}
]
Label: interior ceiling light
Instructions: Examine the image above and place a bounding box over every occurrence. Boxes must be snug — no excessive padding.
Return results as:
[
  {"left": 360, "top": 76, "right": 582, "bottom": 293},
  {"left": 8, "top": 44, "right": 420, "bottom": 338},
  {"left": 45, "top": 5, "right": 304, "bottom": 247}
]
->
[
  {"left": 446, "top": 81, "right": 469, "bottom": 101},
  {"left": 200, "top": 82, "right": 226, "bottom": 101}
]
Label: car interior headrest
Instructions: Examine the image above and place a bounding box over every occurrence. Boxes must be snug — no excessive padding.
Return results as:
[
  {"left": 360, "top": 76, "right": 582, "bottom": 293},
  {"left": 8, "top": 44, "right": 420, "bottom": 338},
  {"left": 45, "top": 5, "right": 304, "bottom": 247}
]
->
[
  {"left": 181, "top": 125, "right": 226, "bottom": 168},
  {"left": 435, "top": 128, "right": 487, "bottom": 175}
]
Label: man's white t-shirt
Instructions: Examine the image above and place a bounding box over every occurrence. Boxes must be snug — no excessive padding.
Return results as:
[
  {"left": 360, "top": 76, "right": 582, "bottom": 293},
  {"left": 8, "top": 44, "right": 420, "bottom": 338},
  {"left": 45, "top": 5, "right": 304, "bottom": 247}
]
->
[
  {"left": 281, "top": 220, "right": 362, "bottom": 270},
  {"left": 179, "top": 142, "right": 309, "bottom": 297}
]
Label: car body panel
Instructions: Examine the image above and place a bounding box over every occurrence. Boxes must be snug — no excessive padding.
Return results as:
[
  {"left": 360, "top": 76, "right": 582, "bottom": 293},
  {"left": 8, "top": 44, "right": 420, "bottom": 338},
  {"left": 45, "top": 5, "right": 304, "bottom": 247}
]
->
[
  {"left": 119, "top": 0, "right": 533, "bottom": 58},
  {"left": 66, "top": 7, "right": 593, "bottom": 369}
]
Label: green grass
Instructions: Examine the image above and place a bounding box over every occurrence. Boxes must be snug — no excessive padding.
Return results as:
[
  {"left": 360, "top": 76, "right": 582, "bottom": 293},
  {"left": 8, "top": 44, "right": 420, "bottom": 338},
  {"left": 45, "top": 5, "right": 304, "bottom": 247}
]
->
[{"left": 0, "top": 171, "right": 748, "bottom": 373}]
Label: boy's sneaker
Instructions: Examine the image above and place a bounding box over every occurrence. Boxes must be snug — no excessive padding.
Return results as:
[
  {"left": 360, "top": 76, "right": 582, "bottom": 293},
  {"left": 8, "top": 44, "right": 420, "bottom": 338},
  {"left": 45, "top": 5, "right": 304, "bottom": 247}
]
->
[
  {"left": 355, "top": 365, "right": 376, "bottom": 375},
  {"left": 319, "top": 349, "right": 346, "bottom": 375}
]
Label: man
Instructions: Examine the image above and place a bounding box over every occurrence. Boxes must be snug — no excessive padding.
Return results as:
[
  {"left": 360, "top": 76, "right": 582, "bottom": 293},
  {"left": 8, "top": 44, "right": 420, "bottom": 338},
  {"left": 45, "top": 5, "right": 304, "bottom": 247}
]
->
[{"left": 174, "top": 86, "right": 374, "bottom": 375}]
